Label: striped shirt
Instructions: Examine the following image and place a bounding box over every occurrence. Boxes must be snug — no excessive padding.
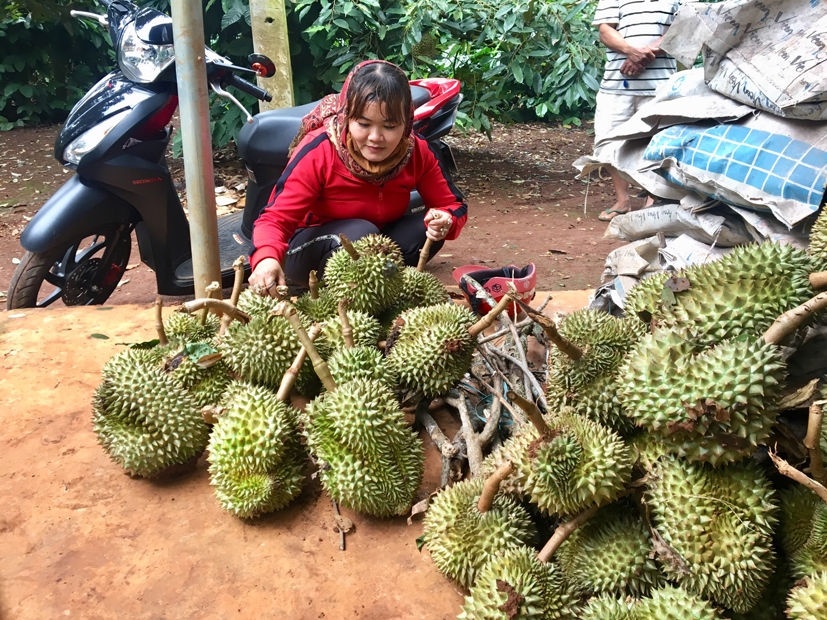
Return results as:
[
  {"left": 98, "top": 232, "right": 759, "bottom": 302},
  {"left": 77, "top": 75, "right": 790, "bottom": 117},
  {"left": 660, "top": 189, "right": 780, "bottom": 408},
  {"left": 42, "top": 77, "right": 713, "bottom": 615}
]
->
[{"left": 593, "top": 0, "right": 680, "bottom": 95}]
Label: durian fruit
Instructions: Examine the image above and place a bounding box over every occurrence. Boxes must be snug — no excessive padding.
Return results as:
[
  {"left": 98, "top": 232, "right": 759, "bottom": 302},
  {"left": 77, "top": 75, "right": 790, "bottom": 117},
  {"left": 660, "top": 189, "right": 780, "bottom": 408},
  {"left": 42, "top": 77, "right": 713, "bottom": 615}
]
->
[
  {"left": 545, "top": 309, "right": 645, "bottom": 433},
  {"left": 634, "top": 585, "right": 721, "bottom": 620},
  {"left": 789, "top": 498, "right": 827, "bottom": 579},
  {"left": 726, "top": 551, "right": 792, "bottom": 620},
  {"left": 580, "top": 593, "right": 636, "bottom": 620},
  {"left": 322, "top": 234, "right": 405, "bottom": 315},
  {"left": 458, "top": 546, "right": 581, "bottom": 620},
  {"left": 92, "top": 349, "right": 210, "bottom": 477},
  {"left": 645, "top": 454, "right": 777, "bottom": 613},
  {"left": 167, "top": 352, "right": 232, "bottom": 409},
  {"left": 294, "top": 269, "right": 338, "bottom": 322},
  {"left": 617, "top": 329, "right": 785, "bottom": 465},
  {"left": 377, "top": 266, "right": 449, "bottom": 331},
  {"left": 206, "top": 381, "right": 305, "bottom": 518},
  {"left": 779, "top": 486, "right": 821, "bottom": 559},
  {"left": 315, "top": 309, "right": 381, "bottom": 357},
  {"left": 556, "top": 501, "right": 664, "bottom": 597},
  {"left": 622, "top": 271, "right": 672, "bottom": 324},
  {"left": 327, "top": 345, "right": 396, "bottom": 388},
  {"left": 163, "top": 311, "right": 221, "bottom": 345},
  {"left": 786, "top": 570, "right": 827, "bottom": 620},
  {"left": 808, "top": 206, "right": 827, "bottom": 262},
  {"left": 236, "top": 288, "right": 280, "bottom": 318},
  {"left": 421, "top": 475, "right": 537, "bottom": 589},
  {"left": 483, "top": 409, "right": 633, "bottom": 516}
]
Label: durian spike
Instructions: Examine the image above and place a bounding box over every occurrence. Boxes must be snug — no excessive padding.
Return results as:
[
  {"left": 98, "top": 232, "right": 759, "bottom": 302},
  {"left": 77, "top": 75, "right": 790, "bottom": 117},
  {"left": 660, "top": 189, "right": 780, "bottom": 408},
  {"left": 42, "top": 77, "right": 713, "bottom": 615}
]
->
[
  {"left": 416, "top": 238, "right": 433, "bottom": 273},
  {"left": 810, "top": 271, "right": 827, "bottom": 289},
  {"left": 468, "top": 295, "right": 514, "bottom": 338},
  {"left": 507, "top": 294, "right": 583, "bottom": 361},
  {"left": 537, "top": 504, "right": 600, "bottom": 563},
  {"left": 272, "top": 301, "right": 337, "bottom": 392},
  {"left": 337, "top": 299, "right": 355, "bottom": 349},
  {"left": 769, "top": 446, "right": 827, "bottom": 504},
  {"left": 277, "top": 324, "right": 322, "bottom": 401},
  {"left": 200, "top": 281, "right": 222, "bottom": 325},
  {"left": 804, "top": 401, "right": 827, "bottom": 485},
  {"left": 220, "top": 256, "right": 247, "bottom": 335},
  {"left": 477, "top": 461, "right": 514, "bottom": 513},
  {"left": 763, "top": 291, "right": 827, "bottom": 345},
  {"left": 309, "top": 270, "right": 320, "bottom": 300},
  {"left": 339, "top": 234, "right": 361, "bottom": 260},
  {"left": 179, "top": 299, "right": 251, "bottom": 325},
  {"left": 509, "top": 391, "right": 551, "bottom": 438},
  {"left": 154, "top": 296, "right": 169, "bottom": 346}
]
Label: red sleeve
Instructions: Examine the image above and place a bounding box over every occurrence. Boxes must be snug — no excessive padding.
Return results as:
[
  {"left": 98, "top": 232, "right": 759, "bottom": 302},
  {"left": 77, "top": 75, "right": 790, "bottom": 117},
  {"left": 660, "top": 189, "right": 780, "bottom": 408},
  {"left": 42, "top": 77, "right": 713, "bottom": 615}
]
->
[
  {"left": 250, "top": 132, "right": 329, "bottom": 269},
  {"left": 414, "top": 136, "right": 468, "bottom": 240}
]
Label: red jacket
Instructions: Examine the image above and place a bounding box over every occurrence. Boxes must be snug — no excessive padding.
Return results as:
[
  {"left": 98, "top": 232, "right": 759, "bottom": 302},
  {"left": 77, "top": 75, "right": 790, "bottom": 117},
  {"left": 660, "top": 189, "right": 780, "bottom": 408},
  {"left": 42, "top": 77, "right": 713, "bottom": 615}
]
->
[{"left": 250, "top": 128, "right": 468, "bottom": 269}]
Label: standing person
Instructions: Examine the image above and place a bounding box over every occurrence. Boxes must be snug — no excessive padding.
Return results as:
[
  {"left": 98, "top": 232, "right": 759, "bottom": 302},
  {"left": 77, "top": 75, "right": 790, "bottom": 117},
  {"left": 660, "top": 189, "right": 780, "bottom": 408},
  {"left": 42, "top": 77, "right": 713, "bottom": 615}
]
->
[
  {"left": 592, "top": 0, "right": 680, "bottom": 222},
  {"left": 248, "top": 59, "right": 467, "bottom": 295}
]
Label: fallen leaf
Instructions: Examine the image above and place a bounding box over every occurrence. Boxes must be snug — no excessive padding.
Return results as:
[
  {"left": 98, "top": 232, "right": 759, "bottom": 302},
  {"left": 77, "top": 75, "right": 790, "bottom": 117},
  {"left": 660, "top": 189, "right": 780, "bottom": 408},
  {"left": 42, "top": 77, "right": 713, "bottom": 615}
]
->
[
  {"left": 90, "top": 333, "right": 110, "bottom": 339},
  {"left": 0, "top": 291, "right": 5, "bottom": 298},
  {"left": 333, "top": 514, "right": 354, "bottom": 533},
  {"left": 11, "top": 257, "right": 20, "bottom": 264},
  {"left": 547, "top": 249, "right": 568, "bottom": 255},
  {"left": 215, "top": 195, "right": 238, "bottom": 207},
  {"left": 8, "top": 312, "right": 26, "bottom": 318},
  {"left": 116, "top": 278, "right": 130, "bottom": 288},
  {"left": 125, "top": 263, "right": 139, "bottom": 270}
]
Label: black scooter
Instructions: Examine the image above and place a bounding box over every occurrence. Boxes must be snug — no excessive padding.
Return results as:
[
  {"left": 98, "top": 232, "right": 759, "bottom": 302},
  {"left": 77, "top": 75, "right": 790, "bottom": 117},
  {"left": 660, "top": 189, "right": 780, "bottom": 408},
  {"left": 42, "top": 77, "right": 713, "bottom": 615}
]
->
[{"left": 6, "top": 0, "right": 462, "bottom": 309}]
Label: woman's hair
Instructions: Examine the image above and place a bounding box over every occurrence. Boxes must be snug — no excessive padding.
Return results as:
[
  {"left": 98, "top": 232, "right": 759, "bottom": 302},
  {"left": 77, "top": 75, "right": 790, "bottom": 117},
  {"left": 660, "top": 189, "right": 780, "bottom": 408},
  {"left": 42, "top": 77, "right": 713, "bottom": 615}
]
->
[{"left": 346, "top": 62, "right": 412, "bottom": 127}]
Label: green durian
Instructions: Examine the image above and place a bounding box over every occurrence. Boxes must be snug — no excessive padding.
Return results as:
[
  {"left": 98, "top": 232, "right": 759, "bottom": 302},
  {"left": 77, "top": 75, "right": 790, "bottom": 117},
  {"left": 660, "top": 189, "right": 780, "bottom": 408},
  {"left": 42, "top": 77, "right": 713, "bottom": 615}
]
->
[
  {"left": 458, "top": 546, "right": 581, "bottom": 620},
  {"left": 634, "top": 585, "right": 721, "bottom": 620},
  {"left": 316, "top": 309, "right": 382, "bottom": 358},
  {"left": 386, "top": 302, "right": 477, "bottom": 398},
  {"left": 622, "top": 271, "right": 672, "bottom": 324},
  {"left": 790, "top": 500, "right": 827, "bottom": 579},
  {"left": 580, "top": 594, "right": 636, "bottom": 620},
  {"left": 93, "top": 350, "right": 210, "bottom": 477},
  {"left": 322, "top": 234, "right": 405, "bottom": 315},
  {"left": 163, "top": 311, "right": 221, "bottom": 345},
  {"left": 809, "top": 206, "right": 827, "bottom": 262},
  {"left": 169, "top": 355, "right": 232, "bottom": 409},
  {"left": 326, "top": 345, "right": 396, "bottom": 388},
  {"left": 218, "top": 314, "right": 302, "bottom": 389},
  {"left": 617, "top": 330, "right": 785, "bottom": 465},
  {"left": 377, "top": 266, "right": 449, "bottom": 331},
  {"left": 557, "top": 501, "right": 664, "bottom": 597},
  {"left": 545, "top": 309, "right": 645, "bottom": 433},
  {"left": 301, "top": 378, "right": 423, "bottom": 517},
  {"left": 207, "top": 382, "right": 305, "bottom": 518},
  {"left": 786, "top": 570, "right": 827, "bottom": 620},
  {"left": 294, "top": 288, "right": 338, "bottom": 322},
  {"left": 726, "top": 551, "right": 792, "bottom": 620},
  {"left": 421, "top": 477, "right": 537, "bottom": 589},
  {"left": 645, "top": 455, "right": 777, "bottom": 613},
  {"left": 483, "top": 411, "right": 633, "bottom": 516},
  {"left": 236, "top": 288, "right": 279, "bottom": 318},
  {"left": 779, "top": 486, "right": 821, "bottom": 557}
]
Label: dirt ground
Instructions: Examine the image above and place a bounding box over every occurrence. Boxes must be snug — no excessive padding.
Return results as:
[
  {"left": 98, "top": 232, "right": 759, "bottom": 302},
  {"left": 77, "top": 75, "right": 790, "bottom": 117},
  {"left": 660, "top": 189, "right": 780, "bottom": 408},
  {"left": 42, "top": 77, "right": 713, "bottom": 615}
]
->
[
  {"left": 0, "top": 122, "right": 634, "bottom": 306},
  {"left": 0, "top": 291, "right": 591, "bottom": 619}
]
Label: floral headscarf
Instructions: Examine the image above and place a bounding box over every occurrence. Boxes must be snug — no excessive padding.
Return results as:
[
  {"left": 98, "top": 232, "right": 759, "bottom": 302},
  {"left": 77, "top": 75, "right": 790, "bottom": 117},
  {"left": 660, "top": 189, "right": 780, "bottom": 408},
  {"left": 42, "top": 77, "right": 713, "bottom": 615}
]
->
[{"left": 289, "top": 59, "right": 415, "bottom": 185}]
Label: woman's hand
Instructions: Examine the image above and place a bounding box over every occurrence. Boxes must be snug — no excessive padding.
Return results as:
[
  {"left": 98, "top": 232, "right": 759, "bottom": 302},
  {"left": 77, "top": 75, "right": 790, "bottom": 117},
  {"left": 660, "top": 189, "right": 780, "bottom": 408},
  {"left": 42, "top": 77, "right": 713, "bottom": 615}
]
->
[
  {"left": 248, "top": 258, "right": 287, "bottom": 297},
  {"left": 424, "top": 208, "right": 453, "bottom": 242}
]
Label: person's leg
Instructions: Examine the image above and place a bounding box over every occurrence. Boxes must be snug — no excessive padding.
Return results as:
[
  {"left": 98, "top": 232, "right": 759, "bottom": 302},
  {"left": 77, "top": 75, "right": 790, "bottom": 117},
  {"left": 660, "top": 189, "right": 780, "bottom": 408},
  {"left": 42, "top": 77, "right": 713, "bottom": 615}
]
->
[
  {"left": 381, "top": 211, "right": 444, "bottom": 267},
  {"left": 593, "top": 91, "right": 639, "bottom": 221},
  {"left": 283, "top": 219, "right": 380, "bottom": 285}
]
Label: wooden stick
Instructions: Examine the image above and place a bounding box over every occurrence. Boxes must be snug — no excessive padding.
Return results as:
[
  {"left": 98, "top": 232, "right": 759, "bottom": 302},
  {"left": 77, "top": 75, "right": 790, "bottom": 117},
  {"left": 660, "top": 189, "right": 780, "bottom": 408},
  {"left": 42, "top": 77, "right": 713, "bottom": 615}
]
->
[
  {"left": 469, "top": 295, "right": 513, "bottom": 338},
  {"left": 764, "top": 292, "right": 827, "bottom": 345},
  {"left": 804, "top": 401, "right": 827, "bottom": 485},
  {"left": 199, "top": 281, "right": 221, "bottom": 325},
  {"left": 537, "top": 504, "right": 600, "bottom": 562},
  {"left": 468, "top": 371, "right": 526, "bottom": 427},
  {"left": 154, "top": 296, "right": 169, "bottom": 346},
  {"left": 339, "top": 234, "right": 360, "bottom": 260},
  {"left": 509, "top": 391, "right": 551, "bottom": 438},
  {"left": 179, "top": 299, "right": 251, "bottom": 325},
  {"left": 483, "top": 343, "right": 547, "bottom": 409},
  {"left": 810, "top": 271, "right": 827, "bottom": 290},
  {"left": 477, "top": 316, "right": 535, "bottom": 344},
  {"left": 477, "top": 461, "right": 514, "bottom": 513},
  {"left": 220, "top": 257, "right": 246, "bottom": 335},
  {"left": 272, "top": 302, "right": 336, "bottom": 392},
  {"left": 508, "top": 295, "right": 583, "bottom": 361},
  {"left": 309, "top": 270, "right": 320, "bottom": 300},
  {"left": 338, "top": 299, "right": 355, "bottom": 349},
  {"left": 446, "top": 392, "right": 485, "bottom": 476},
  {"left": 417, "top": 238, "right": 433, "bottom": 273},
  {"left": 769, "top": 446, "right": 827, "bottom": 504},
  {"left": 415, "top": 400, "right": 459, "bottom": 489},
  {"left": 276, "top": 324, "right": 321, "bottom": 402},
  {"left": 478, "top": 374, "right": 503, "bottom": 445}
]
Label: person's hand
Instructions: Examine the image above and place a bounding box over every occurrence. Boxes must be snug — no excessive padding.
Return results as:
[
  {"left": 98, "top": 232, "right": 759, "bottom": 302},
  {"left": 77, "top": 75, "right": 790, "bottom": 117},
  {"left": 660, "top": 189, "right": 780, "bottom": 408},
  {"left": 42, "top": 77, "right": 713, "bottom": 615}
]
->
[
  {"left": 424, "top": 208, "right": 452, "bottom": 242},
  {"left": 624, "top": 45, "right": 656, "bottom": 66},
  {"left": 248, "top": 258, "right": 286, "bottom": 297},
  {"left": 620, "top": 59, "right": 645, "bottom": 77}
]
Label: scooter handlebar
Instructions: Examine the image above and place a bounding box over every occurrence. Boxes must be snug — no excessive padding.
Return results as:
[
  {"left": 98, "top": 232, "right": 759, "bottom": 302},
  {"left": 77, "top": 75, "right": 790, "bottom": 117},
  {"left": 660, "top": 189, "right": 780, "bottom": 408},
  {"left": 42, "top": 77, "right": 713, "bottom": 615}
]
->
[{"left": 227, "top": 74, "right": 273, "bottom": 103}]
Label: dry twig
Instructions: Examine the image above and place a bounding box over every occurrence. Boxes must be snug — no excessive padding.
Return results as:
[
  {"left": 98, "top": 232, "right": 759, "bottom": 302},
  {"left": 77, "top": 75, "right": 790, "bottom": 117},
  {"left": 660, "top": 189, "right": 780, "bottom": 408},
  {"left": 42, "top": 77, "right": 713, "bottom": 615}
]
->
[
  {"left": 179, "top": 298, "right": 251, "bottom": 325},
  {"left": 769, "top": 445, "right": 827, "bottom": 503},
  {"left": 764, "top": 292, "right": 827, "bottom": 345},
  {"left": 220, "top": 256, "right": 246, "bottom": 335},
  {"left": 803, "top": 401, "right": 827, "bottom": 485},
  {"left": 155, "top": 296, "right": 169, "bottom": 346},
  {"left": 537, "top": 504, "right": 599, "bottom": 562}
]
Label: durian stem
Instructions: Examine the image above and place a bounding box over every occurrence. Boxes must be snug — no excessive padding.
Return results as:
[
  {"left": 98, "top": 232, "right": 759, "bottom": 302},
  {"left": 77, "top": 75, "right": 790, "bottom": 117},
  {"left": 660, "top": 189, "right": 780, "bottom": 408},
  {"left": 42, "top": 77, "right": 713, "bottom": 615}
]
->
[
  {"left": 179, "top": 299, "right": 251, "bottom": 325},
  {"left": 468, "top": 295, "right": 513, "bottom": 338},
  {"left": 416, "top": 238, "right": 433, "bottom": 273},
  {"left": 477, "top": 461, "right": 514, "bottom": 513},
  {"left": 200, "top": 281, "right": 221, "bottom": 325},
  {"left": 537, "top": 504, "right": 600, "bottom": 563},
  {"left": 810, "top": 271, "right": 827, "bottom": 290},
  {"left": 220, "top": 257, "right": 247, "bottom": 335},
  {"left": 507, "top": 295, "right": 583, "bottom": 361},
  {"left": 763, "top": 291, "right": 827, "bottom": 345},
  {"left": 273, "top": 301, "right": 337, "bottom": 392},
  {"left": 446, "top": 392, "right": 485, "bottom": 476},
  {"left": 338, "top": 299, "right": 355, "bottom": 349},
  {"left": 339, "top": 234, "right": 360, "bottom": 260},
  {"left": 277, "top": 324, "right": 322, "bottom": 401},
  {"left": 309, "top": 270, "right": 320, "bottom": 300},
  {"left": 509, "top": 391, "right": 552, "bottom": 439},
  {"left": 154, "top": 296, "right": 169, "bottom": 346},
  {"left": 804, "top": 401, "right": 827, "bottom": 486},
  {"left": 769, "top": 446, "right": 827, "bottom": 504}
]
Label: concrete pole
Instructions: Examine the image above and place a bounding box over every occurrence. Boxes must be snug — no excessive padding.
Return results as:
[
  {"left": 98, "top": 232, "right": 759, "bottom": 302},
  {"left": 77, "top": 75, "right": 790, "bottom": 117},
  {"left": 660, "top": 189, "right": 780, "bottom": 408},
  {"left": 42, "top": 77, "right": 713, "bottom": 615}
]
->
[
  {"left": 170, "top": 0, "right": 222, "bottom": 298},
  {"left": 250, "top": 0, "right": 294, "bottom": 110}
]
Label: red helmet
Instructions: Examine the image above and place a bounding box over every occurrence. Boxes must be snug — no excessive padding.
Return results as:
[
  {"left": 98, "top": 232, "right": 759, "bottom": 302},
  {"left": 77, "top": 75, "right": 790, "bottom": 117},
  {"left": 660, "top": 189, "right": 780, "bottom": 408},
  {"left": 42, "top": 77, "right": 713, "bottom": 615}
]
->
[{"left": 452, "top": 263, "right": 537, "bottom": 315}]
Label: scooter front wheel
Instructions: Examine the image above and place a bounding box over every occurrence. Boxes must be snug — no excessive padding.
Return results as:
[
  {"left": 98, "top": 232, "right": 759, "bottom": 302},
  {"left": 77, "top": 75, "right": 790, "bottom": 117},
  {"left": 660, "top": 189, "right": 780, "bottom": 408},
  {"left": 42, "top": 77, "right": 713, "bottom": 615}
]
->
[{"left": 6, "top": 224, "right": 132, "bottom": 310}]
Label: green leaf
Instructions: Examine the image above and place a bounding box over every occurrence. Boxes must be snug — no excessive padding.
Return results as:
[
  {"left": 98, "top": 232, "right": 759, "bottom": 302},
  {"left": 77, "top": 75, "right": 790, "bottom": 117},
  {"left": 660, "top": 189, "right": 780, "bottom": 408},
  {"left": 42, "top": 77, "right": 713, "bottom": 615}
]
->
[
  {"left": 415, "top": 535, "right": 426, "bottom": 551},
  {"left": 510, "top": 62, "right": 523, "bottom": 84},
  {"left": 90, "top": 333, "right": 110, "bottom": 340}
]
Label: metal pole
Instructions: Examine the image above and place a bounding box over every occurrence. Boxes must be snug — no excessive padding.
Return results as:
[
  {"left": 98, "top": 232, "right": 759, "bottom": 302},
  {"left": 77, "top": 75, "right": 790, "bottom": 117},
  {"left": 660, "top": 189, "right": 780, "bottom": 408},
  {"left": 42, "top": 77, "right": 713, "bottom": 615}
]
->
[{"left": 170, "top": 0, "right": 222, "bottom": 299}]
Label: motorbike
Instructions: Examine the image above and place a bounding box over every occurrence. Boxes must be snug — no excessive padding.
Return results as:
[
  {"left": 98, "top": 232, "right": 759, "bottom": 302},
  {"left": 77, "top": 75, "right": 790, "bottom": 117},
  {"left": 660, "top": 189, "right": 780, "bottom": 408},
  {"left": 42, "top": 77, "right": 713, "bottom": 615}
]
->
[{"left": 6, "top": 0, "right": 463, "bottom": 309}]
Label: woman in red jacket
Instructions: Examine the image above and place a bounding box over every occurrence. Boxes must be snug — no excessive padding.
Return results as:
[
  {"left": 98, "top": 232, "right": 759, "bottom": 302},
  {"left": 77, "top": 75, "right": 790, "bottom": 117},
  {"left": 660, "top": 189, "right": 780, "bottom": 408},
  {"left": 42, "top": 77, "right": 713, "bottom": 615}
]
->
[{"left": 248, "top": 59, "right": 468, "bottom": 295}]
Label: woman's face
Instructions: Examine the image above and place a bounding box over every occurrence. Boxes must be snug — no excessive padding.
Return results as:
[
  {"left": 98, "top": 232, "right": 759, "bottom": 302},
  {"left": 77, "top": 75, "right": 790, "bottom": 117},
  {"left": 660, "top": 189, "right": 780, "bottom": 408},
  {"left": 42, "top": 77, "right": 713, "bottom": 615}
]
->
[{"left": 348, "top": 101, "right": 406, "bottom": 163}]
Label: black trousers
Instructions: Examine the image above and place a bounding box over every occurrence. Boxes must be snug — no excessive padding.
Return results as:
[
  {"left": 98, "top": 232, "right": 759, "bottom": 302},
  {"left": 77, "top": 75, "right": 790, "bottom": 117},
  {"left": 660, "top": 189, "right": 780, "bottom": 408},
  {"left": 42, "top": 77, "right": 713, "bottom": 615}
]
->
[{"left": 283, "top": 211, "right": 444, "bottom": 286}]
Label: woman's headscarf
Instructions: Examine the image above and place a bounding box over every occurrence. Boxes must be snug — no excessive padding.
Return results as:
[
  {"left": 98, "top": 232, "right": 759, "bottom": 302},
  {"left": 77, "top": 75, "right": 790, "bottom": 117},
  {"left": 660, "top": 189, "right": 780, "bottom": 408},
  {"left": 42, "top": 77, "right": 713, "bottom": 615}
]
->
[{"left": 289, "top": 60, "right": 414, "bottom": 186}]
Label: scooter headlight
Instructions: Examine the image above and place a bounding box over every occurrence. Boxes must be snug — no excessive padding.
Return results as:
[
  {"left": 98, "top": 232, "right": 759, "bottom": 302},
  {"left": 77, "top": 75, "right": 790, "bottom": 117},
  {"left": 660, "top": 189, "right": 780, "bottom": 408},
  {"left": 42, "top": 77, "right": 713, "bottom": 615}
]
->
[
  {"left": 118, "top": 21, "right": 175, "bottom": 83},
  {"left": 63, "top": 110, "right": 130, "bottom": 165}
]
